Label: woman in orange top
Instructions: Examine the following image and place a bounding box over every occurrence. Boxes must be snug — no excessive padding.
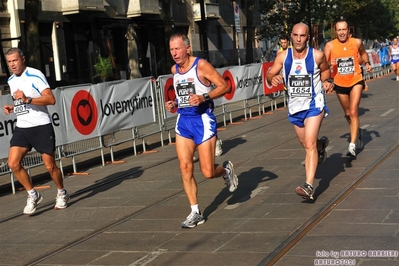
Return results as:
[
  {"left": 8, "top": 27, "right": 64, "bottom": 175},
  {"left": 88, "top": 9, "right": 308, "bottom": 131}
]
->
[{"left": 324, "top": 20, "right": 372, "bottom": 159}]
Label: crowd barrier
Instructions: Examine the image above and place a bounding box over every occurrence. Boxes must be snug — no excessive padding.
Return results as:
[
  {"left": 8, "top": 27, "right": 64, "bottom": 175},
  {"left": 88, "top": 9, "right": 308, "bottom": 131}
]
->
[
  {"left": 363, "top": 48, "right": 392, "bottom": 80},
  {"left": 0, "top": 48, "right": 388, "bottom": 193}
]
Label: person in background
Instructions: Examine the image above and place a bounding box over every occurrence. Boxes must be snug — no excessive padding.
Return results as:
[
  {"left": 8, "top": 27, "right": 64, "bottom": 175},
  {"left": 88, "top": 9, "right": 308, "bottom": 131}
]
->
[
  {"left": 389, "top": 37, "right": 399, "bottom": 81},
  {"left": 277, "top": 34, "right": 291, "bottom": 55},
  {"left": 324, "top": 20, "right": 372, "bottom": 159},
  {"left": 2, "top": 47, "right": 69, "bottom": 215}
]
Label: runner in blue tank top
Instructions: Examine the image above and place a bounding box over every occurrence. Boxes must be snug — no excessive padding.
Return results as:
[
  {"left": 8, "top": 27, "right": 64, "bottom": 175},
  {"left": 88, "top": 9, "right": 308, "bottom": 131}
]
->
[
  {"left": 165, "top": 33, "right": 239, "bottom": 228},
  {"left": 267, "top": 23, "right": 334, "bottom": 201}
]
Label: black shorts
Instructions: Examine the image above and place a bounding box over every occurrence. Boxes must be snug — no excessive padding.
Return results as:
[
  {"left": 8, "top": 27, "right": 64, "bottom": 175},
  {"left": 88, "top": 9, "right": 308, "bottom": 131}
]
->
[
  {"left": 10, "top": 124, "right": 56, "bottom": 155},
  {"left": 333, "top": 80, "right": 365, "bottom": 95}
]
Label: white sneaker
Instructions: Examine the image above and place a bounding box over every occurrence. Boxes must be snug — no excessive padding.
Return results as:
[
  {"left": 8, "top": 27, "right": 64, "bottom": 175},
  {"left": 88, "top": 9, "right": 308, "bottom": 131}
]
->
[
  {"left": 181, "top": 212, "right": 205, "bottom": 228},
  {"left": 23, "top": 192, "right": 43, "bottom": 215},
  {"left": 215, "top": 138, "right": 223, "bottom": 157},
  {"left": 346, "top": 143, "right": 356, "bottom": 158},
  {"left": 55, "top": 191, "right": 70, "bottom": 210},
  {"left": 223, "top": 161, "right": 238, "bottom": 192}
]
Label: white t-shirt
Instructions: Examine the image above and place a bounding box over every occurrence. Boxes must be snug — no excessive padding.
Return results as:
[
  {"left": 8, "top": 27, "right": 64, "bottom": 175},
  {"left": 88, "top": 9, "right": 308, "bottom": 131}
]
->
[{"left": 8, "top": 67, "right": 52, "bottom": 128}]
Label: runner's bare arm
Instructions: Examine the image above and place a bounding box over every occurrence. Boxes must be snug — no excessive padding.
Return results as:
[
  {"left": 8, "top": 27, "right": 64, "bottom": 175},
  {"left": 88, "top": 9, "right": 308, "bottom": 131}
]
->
[
  {"left": 14, "top": 88, "right": 56, "bottom": 106},
  {"left": 197, "top": 59, "right": 229, "bottom": 100},
  {"left": 266, "top": 51, "right": 285, "bottom": 86}
]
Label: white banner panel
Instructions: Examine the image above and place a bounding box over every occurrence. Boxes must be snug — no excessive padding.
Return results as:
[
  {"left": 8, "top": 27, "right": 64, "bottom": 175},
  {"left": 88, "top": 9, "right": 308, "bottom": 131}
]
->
[
  {"left": 61, "top": 78, "right": 156, "bottom": 143},
  {"left": 214, "top": 63, "right": 263, "bottom": 105},
  {"left": 47, "top": 87, "right": 67, "bottom": 146},
  {"left": 97, "top": 79, "right": 156, "bottom": 134},
  {"left": 0, "top": 95, "right": 16, "bottom": 158}
]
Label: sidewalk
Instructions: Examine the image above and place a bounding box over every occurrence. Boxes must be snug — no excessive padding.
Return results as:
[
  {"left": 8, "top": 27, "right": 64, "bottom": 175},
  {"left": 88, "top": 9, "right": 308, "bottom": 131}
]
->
[{"left": 0, "top": 73, "right": 398, "bottom": 266}]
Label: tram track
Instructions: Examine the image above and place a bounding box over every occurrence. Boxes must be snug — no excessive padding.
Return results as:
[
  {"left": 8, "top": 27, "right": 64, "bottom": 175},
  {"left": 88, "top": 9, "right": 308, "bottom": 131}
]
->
[
  {"left": 259, "top": 141, "right": 399, "bottom": 266},
  {"left": 0, "top": 98, "right": 395, "bottom": 266},
  {"left": 19, "top": 114, "right": 295, "bottom": 265}
]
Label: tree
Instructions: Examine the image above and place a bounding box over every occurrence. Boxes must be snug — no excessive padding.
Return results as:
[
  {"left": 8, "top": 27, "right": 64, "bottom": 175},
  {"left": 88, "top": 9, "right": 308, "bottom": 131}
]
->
[
  {"left": 25, "top": 0, "right": 41, "bottom": 69},
  {"left": 245, "top": 0, "right": 254, "bottom": 64},
  {"left": 160, "top": 0, "right": 174, "bottom": 73},
  {"left": 259, "top": 0, "right": 399, "bottom": 50}
]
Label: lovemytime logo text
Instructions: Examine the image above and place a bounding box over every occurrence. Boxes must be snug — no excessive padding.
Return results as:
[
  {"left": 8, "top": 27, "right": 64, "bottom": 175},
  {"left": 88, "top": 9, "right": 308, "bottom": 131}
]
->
[
  {"left": 235, "top": 75, "right": 262, "bottom": 88},
  {"left": 100, "top": 93, "right": 153, "bottom": 116}
]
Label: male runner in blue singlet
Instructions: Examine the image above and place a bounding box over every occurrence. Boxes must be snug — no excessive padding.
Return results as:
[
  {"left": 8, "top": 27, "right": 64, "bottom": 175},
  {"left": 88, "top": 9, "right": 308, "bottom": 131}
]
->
[
  {"left": 165, "top": 33, "right": 238, "bottom": 228},
  {"left": 267, "top": 23, "right": 333, "bottom": 200}
]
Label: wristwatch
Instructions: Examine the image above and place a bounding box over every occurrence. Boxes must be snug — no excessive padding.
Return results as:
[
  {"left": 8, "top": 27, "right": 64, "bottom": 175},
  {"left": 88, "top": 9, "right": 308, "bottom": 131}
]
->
[
  {"left": 203, "top": 93, "right": 211, "bottom": 101},
  {"left": 26, "top": 97, "right": 32, "bottom": 104}
]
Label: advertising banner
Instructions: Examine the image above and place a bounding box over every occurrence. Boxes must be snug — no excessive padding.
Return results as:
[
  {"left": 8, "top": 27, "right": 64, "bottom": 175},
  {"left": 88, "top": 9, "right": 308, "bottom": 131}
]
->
[
  {"left": 158, "top": 74, "right": 178, "bottom": 119},
  {"left": 0, "top": 78, "right": 157, "bottom": 158},
  {"left": 61, "top": 78, "right": 155, "bottom": 143},
  {"left": 261, "top": 62, "right": 285, "bottom": 95},
  {"left": 0, "top": 95, "right": 16, "bottom": 158},
  {"left": 366, "top": 49, "right": 381, "bottom": 68},
  {"left": 214, "top": 63, "right": 263, "bottom": 105}
]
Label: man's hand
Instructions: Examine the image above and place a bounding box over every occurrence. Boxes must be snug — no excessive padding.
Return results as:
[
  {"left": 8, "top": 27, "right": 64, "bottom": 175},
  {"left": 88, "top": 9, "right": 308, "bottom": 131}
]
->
[
  {"left": 270, "top": 75, "right": 284, "bottom": 87},
  {"left": 12, "top": 89, "right": 26, "bottom": 101},
  {"left": 165, "top": 100, "right": 176, "bottom": 112},
  {"left": 365, "top": 63, "right": 373, "bottom": 73},
  {"left": 188, "top": 93, "right": 202, "bottom": 106},
  {"left": 3, "top": 104, "right": 13, "bottom": 115},
  {"left": 323, "top": 80, "right": 334, "bottom": 94}
]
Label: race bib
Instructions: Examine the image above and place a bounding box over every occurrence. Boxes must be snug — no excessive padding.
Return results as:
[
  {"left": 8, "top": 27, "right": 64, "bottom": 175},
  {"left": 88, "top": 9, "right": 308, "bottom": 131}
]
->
[
  {"left": 176, "top": 82, "right": 196, "bottom": 108},
  {"left": 288, "top": 75, "right": 312, "bottom": 98},
  {"left": 13, "top": 98, "right": 29, "bottom": 116},
  {"left": 337, "top": 57, "right": 355, "bottom": 75}
]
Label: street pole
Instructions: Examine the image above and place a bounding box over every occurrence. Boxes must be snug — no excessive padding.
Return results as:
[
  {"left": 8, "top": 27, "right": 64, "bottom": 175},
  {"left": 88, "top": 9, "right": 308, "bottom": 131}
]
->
[{"left": 233, "top": 1, "right": 241, "bottom": 65}]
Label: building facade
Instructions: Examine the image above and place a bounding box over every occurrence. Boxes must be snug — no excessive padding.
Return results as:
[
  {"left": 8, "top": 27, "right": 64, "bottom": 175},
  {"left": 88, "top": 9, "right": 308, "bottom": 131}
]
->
[{"left": 0, "top": 0, "right": 263, "bottom": 88}]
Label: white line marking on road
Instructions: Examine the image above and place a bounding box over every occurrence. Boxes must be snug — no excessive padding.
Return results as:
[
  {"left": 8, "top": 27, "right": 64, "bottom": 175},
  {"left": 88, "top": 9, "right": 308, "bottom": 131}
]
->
[
  {"left": 224, "top": 186, "right": 269, "bottom": 210},
  {"left": 381, "top": 109, "right": 395, "bottom": 117},
  {"left": 130, "top": 249, "right": 168, "bottom": 266}
]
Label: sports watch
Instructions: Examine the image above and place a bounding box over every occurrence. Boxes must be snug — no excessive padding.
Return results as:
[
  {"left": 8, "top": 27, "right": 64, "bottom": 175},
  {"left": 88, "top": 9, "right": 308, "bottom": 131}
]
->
[
  {"left": 203, "top": 93, "right": 211, "bottom": 101},
  {"left": 26, "top": 97, "right": 32, "bottom": 104}
]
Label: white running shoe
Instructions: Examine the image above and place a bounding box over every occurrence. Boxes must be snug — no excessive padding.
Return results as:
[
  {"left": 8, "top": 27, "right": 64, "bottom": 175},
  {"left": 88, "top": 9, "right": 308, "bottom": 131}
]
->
[
  {"left": 215, "top": 138, "right": 223, "bottom": 157},
  {"left": 223, "top": 161, "right": 238, "bottom": 192},
  {"left": 346, "top": 143, "right": 356, "bottom": 158},
  {"left": 181, "top": 212, "right": 205, "bottom": 228},
  {"left": 23, "top": 192, "right": 43, "bottom": 215},
  {"left": 55, "top": 191, "right": 70, "bottom": 210}
]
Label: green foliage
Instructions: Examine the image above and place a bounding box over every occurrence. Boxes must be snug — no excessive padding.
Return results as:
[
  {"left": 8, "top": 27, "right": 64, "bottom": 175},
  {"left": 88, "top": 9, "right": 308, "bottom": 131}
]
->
[
  {"left": 258, "top": 0, "right": 399, "bottom": 42},
  {"left": 93, "top": 55, "right": 113, "bottom": 80}
]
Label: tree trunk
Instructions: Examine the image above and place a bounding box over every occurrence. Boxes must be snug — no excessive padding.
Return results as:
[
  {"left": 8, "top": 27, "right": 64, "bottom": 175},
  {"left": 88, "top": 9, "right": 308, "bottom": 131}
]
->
[
  {"left": 245, "top": 0, "right": 254, "bottom": 64},
  {"left": 25, "top": 0, "right": 41, "bottom": 69},
  {"left": 160, "top": 0, "right": 174, "bottom": 73}
]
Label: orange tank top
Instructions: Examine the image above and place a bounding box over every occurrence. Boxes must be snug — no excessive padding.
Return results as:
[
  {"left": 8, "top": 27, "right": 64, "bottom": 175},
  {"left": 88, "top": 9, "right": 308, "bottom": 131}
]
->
[{"left": 330, "top": 38, "right": 363, "bottom": 87}]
